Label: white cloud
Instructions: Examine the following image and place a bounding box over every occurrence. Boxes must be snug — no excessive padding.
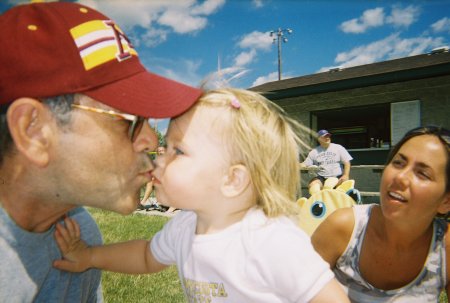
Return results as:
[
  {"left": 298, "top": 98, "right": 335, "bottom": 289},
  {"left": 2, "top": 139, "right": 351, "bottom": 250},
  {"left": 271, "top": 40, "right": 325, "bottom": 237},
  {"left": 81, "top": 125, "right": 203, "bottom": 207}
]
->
[
  {"left": 340, "top": 7, "right": 384, "bottom": 34},
  {"left": 339, "top": 5, "right": 420, "bottom": 34},
  {"left": 77, "top": 0, "right": 162, "bottom": 30},
  {"left": 77, "top": 0, "right": 224, "bottom": 41},
  {"left": 252, "top": 0, "right": 264, "bottom": 8},
  {"left": 158, "top": 10, "right": 208, "bottom": 34},
  {"left": 191, "top": 0, "right": 226, "bottom": 15},
  {"left": 334, "top": 34, "right": 399, "bottom": 65},
  {"left": 141, "top": 28, "right": 169, "bottom": 47},
  {"left": 390, "top": 36, "right": 441, "bottom": 57},
  {"left": 234, "top": 49, "right": 257, "bottom": 66},
  {"left": 316, "top": 65, "right": 344, "bottom": 73},
  {"left": 339, "top": 19, "right": 366, "bottom": 34},
  {"left": 208, "top": 30, "right": 274, "bottom": 88},
  {"left": 362, "top": 7, "right": 385, "bottom": 27},
  {"left": 252, "top": 72, "right": 278, "bottom": 87},
  {"left": 321, "top": 33, "right": 445, "bottom": 72},
  {"left": 73, "top": 0, "right": 227, "bottom": 88},
  {"left": 238, "top": 31, "right": 274, "bottom": 51},
  {"left": 431, "top": 17, "right": 450, "bottom": 34},
  {"left": 386, "top": 5, "right": 420, "bottom": 28},
  {"left": 227, "top": 31, "right": 273, "bottom": 70}
]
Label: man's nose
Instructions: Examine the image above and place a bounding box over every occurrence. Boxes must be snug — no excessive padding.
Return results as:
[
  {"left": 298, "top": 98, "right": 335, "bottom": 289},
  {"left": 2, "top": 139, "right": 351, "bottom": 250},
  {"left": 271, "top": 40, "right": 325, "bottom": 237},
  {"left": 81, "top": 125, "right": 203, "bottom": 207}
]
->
[{"left": 133, "top": 121, "right": 158, "bottom": 153}]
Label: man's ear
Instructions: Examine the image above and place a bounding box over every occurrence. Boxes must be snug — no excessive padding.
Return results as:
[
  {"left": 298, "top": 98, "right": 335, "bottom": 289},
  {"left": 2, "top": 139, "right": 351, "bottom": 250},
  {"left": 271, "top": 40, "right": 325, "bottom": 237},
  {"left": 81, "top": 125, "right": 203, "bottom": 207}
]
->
[
  {"left": 221, "top": 164, "right": 251, "bottom": 198},
  {"left": 7, "top": 98, "right": 53, "bottom": 167}
]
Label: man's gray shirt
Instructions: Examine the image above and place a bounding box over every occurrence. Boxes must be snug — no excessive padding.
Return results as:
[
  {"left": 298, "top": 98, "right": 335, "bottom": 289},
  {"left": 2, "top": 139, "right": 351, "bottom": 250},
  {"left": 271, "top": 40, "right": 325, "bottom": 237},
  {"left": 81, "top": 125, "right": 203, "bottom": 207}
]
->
[{"left": 0, "top": 206, "right": 103, "bottom": 302}]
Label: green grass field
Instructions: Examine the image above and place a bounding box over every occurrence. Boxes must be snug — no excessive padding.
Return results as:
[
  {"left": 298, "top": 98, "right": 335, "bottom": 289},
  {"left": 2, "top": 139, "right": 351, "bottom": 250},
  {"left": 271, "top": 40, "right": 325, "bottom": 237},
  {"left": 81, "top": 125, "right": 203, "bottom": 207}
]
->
[
  {"left": 88, "top": 207, "right": 448, "bottom": 303},
  {"left": 87, "top": 208, "right": 185, "bottom": 303}
]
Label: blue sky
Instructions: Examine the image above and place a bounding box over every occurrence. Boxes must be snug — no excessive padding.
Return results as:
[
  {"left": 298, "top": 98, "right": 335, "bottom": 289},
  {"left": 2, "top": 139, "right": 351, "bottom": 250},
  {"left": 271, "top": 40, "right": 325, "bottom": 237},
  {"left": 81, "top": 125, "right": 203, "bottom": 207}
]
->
[{"left": 2, "top": 0, "right": 450, "bottom": 132}]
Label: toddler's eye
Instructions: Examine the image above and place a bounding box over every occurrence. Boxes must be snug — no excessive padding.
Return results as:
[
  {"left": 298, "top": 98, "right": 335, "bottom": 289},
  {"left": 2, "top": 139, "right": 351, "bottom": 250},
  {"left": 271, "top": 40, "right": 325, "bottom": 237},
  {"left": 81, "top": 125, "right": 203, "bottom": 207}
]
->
[{"left": 175, "top": 147, "right": 184, "bottom": 155}]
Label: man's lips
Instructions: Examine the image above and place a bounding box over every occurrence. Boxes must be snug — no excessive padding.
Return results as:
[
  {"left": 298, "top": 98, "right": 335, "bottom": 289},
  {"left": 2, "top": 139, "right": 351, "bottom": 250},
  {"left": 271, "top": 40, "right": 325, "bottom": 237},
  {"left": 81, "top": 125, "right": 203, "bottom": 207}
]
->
[
  {"left": 138, "top": 170, "right": 153, "bottom": 182},
  {"left": 151, "top": 175, "right": 161, "bottom": 185}
]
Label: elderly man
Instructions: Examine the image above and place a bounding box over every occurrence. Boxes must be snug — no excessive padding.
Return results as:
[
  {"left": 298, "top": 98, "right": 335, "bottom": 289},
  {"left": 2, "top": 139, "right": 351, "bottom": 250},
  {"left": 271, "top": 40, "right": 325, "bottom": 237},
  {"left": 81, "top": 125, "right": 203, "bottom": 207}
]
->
[
  {"left": 300, "top": 129, "right": 353, "bottom": 193},
  {"left": 0, "top": 2, "right": 201, "bottom": 302}
]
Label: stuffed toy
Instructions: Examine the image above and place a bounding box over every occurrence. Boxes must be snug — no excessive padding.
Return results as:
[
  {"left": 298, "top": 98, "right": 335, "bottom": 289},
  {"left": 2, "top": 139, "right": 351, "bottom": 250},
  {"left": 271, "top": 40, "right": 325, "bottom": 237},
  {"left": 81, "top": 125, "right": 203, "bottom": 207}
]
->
[{"left": 297, "top": 177, "right": 361, "bottom": 236}]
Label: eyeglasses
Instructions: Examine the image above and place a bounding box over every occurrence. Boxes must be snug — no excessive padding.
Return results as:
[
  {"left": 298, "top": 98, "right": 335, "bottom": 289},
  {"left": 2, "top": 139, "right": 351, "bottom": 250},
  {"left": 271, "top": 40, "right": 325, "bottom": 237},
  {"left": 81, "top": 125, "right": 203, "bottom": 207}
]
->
[
  {"left": 147, "top": 147, "right": 166, "bottom": 155},
  {"left": 71, "top": 104, "right": 146, "bottom": 142}
]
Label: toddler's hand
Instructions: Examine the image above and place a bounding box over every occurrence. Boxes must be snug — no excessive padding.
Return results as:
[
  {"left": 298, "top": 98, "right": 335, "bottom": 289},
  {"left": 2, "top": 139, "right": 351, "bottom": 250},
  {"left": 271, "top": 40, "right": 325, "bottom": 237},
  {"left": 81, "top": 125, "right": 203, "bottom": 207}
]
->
[{"left": 53, "top": 216, "right": 92, "bottom": 272}]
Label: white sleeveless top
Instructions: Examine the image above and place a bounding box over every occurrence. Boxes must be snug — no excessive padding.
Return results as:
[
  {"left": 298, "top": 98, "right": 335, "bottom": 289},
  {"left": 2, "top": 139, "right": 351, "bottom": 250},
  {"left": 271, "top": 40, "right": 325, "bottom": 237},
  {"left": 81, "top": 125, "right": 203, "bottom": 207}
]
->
[{"left": 334, "top": 204, "right": 447, "bottom": 303}]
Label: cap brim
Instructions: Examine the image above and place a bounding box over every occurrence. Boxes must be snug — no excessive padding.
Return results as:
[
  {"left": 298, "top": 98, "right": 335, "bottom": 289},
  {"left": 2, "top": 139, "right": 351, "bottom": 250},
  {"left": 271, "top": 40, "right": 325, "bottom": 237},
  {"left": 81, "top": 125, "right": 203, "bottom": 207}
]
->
[{"left": 84, "top": 70, "right": 202, "bottom": 118}]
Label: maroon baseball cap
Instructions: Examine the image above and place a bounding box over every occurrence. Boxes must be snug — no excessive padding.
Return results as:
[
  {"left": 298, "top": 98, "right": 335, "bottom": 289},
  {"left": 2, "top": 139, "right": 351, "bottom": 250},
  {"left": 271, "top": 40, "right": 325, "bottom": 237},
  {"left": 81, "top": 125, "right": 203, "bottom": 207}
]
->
[{"left": 0, "top": 2, "right": 202, "bottom": 118}]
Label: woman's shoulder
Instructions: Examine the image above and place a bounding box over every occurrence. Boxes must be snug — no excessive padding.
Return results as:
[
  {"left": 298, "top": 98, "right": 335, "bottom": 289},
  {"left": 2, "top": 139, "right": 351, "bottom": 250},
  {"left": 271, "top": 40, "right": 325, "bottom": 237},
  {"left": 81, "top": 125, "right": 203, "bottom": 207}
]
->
[
  {"left": 323, "top": 206, "right": 355, "bottom": 232},
  {"left": 311, "top": 207, "right": 356, "bottom": 266},
  {"left": 314, "top": 204, "right": 375, "bottom": 235}
]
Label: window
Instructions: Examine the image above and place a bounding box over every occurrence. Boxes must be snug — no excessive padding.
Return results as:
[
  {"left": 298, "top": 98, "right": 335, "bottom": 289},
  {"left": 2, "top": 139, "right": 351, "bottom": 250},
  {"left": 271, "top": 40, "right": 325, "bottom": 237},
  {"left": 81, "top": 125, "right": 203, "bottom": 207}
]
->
[{"left": 313, "top": 103, "right": 390, "bottom": 149}]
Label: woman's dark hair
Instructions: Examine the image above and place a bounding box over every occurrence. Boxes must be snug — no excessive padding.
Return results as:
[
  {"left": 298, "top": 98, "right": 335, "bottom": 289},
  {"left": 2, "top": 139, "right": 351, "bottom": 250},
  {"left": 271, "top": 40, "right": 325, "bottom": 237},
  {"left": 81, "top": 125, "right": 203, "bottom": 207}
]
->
[
  {"left": 0, "top": 94, "right": 75, "bottom": 166},
  {"left": 386, "top": 125, "right": 450, "bottom": 193}
]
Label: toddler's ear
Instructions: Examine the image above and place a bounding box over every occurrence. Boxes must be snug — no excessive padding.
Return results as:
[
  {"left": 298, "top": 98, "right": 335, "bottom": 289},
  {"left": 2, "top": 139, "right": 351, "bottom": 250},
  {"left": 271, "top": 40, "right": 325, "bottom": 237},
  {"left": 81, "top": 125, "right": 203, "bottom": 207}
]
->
[{"left": 221, "top": 164, "right": 251, "bottom": 197}]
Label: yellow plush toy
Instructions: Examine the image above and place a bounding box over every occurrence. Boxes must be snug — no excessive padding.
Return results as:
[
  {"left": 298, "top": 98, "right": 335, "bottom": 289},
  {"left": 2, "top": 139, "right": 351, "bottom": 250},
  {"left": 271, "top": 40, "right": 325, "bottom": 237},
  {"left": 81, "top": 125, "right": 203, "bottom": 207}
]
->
[{"left": 297, "top": 177, "right": 361, "bottom": 236}]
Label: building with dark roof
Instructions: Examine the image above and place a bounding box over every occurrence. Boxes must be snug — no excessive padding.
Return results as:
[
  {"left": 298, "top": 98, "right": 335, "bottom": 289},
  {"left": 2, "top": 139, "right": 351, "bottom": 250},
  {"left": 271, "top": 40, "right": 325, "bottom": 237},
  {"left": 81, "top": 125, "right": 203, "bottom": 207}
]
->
[
  {"left": 250, "top": 50, "right": 450, "bottom": 165},
  {"left": 250, "top": 50, "right": 450, "bottom": 197}
]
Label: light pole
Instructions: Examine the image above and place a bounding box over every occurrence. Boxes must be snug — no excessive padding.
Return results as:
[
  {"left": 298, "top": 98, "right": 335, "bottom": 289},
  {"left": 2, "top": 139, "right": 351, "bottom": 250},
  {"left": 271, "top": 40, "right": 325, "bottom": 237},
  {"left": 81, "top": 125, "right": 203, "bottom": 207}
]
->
[{"left": 270, "top": 28, "right": 293, "bottom": 80}]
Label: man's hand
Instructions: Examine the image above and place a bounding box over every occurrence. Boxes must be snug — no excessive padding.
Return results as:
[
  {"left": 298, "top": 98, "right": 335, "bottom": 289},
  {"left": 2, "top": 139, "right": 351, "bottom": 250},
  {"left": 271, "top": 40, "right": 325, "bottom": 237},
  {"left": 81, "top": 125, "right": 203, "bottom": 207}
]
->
[
  {"left": 53, "top": 216, "right": 93, "bottom": 272},
  {"left": 338, "top": 161, "right": 351, "bottom": 186},
  {"left": 337, "top": 175, "right": 349, "bottom": 186}
]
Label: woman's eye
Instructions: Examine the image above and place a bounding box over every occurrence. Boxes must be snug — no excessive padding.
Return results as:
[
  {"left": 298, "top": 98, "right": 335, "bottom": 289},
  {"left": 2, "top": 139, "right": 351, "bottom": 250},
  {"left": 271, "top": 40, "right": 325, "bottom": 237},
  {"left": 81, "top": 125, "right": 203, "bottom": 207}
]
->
[
  {"left": 417, "top": 170, "right": 431, "bottom": 180},
  {"left": 391, "top": 159, "right": 404, "bottom": 167}
]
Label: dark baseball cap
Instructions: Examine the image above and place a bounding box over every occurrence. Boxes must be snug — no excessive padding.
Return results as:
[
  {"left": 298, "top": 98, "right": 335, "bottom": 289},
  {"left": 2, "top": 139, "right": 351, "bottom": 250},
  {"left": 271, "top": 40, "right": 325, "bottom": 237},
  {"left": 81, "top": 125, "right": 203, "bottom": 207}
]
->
[{"left": 317, "top": 129, "right": 331, "bottom": 137}]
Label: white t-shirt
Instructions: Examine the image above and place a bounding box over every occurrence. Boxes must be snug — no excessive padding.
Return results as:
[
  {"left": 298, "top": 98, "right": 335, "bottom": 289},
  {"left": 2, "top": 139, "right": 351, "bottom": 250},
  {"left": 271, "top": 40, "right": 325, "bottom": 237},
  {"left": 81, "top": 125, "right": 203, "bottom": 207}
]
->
[
  {"left": 151, "top": 207, "right": 334, "bottom": 303},
  {"left": 303, "top": 143, "right": 353, "bottom": 177}
]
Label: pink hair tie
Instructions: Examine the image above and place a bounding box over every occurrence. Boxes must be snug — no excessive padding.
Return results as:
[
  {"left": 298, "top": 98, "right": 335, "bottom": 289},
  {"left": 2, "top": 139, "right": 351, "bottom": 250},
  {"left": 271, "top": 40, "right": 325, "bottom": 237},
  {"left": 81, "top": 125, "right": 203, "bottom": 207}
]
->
[{"left": 230, "top": 98, "right": 241, "bottom": 109}]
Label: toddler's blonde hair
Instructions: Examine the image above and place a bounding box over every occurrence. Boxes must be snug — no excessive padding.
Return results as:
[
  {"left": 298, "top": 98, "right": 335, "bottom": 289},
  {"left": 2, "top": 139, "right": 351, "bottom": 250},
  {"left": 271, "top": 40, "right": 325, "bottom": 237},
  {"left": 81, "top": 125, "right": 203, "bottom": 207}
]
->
[{"left": 197, "top": 88, "right": 311, "bottom": 217}]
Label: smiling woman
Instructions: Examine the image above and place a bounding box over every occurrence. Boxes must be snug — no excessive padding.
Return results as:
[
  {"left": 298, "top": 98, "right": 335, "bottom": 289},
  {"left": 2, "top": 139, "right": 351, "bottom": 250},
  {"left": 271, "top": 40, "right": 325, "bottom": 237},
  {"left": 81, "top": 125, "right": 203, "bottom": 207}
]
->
[{"left": 311, "top": 125, "right": 450, "bottom": 303}]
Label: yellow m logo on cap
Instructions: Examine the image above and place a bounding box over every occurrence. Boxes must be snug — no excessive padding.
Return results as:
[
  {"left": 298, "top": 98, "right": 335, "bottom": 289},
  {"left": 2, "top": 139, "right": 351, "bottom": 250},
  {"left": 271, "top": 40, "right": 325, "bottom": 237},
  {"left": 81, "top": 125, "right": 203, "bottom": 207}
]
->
[{"left": 70, "top": 20, "right": 138, "bottom": 70}]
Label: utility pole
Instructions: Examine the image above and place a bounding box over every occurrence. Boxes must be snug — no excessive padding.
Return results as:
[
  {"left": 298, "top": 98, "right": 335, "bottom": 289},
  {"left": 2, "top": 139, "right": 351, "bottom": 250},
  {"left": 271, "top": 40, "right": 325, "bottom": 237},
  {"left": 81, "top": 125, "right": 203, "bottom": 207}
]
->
[{"left": 270, "top": 28, "right": 293, "bottom": 80}]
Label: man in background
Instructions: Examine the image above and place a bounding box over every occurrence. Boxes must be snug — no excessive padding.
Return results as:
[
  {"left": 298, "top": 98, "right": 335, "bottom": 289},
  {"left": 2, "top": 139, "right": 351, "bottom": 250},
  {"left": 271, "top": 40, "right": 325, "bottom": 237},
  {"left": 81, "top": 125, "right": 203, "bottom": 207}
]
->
[{"left": 300, "top": 129, "right": 353, "bottom": 192}]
